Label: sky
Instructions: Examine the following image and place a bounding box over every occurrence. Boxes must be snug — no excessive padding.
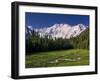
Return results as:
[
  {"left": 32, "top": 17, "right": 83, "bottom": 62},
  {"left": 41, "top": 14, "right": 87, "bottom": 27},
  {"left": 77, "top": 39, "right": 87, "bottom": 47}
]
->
[{"left": 25, "top": 12, "right": 89, "bottom": 29}]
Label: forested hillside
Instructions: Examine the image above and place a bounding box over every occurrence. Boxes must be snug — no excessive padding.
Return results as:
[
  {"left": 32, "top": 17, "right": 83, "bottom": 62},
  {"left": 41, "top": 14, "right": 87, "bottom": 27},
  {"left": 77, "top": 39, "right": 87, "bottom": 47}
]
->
[
  {"left": 26, "top": 28, "right": 89, "bottom": 54},
  {"left": 70, "top": 28, "right": 89, "bottom": 49}
]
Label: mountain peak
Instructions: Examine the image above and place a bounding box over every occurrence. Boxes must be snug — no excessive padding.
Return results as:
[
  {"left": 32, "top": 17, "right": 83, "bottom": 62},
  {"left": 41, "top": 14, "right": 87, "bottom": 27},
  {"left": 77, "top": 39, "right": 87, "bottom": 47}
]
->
[
  {"left": 52, "top": 23, "right": 71, "bottom": 28},
  {"left": 27, "top": 25, "right": 33, "bottom": 31},
  {"left": 77, "top": 24, "right": 86, "bottom": 27}
]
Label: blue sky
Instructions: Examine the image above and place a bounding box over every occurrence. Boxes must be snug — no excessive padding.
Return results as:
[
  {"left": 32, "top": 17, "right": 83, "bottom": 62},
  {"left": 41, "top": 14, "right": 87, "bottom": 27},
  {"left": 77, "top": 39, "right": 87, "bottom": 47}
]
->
[{"left": 25, "top": 12, "right": 89, "bottom": 29}]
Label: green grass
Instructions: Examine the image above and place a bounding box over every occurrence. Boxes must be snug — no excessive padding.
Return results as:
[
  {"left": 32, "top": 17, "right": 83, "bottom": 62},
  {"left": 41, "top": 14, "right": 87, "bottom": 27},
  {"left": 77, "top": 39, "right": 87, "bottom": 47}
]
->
[{"left": 26, "top": 49, "right": 89, "bottom": 68}]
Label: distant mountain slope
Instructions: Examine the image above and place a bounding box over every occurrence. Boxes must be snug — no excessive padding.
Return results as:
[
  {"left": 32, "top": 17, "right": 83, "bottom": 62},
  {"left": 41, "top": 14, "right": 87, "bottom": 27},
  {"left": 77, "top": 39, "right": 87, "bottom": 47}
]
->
[
  {"left": 26, "top": 23, "right": 88, "bottom": 39},
  {"left": 25, "top": 26, "right": 33, "bottom": 38},
  {"left": 70, "top": 28, "right": 89, "bottom": 49}
]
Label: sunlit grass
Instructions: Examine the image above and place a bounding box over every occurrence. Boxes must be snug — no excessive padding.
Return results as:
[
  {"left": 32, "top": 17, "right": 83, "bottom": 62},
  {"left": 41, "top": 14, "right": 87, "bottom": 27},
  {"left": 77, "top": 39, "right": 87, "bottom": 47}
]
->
[{"left": 26, "top": 49, "right": 89, "bottom": 68}]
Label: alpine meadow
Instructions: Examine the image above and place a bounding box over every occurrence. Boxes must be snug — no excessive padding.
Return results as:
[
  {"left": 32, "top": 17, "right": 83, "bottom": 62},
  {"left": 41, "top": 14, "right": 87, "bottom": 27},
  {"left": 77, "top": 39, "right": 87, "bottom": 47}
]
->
[{"left": 25, "top": 12, "right": 89, "bottom": 68}]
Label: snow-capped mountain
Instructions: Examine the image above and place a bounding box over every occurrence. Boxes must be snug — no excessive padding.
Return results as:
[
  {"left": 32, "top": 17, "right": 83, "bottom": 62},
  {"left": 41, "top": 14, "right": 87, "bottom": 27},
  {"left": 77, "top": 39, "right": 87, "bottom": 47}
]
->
[{"left": 26, "top": 24, "right": 87, "bottom": 39}]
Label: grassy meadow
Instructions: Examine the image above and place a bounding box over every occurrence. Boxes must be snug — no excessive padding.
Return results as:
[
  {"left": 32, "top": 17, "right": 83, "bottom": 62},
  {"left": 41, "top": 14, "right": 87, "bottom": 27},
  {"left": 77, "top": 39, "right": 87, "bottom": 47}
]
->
[{"left": 25, "top": 49, "right": 89, "bottom": 68}]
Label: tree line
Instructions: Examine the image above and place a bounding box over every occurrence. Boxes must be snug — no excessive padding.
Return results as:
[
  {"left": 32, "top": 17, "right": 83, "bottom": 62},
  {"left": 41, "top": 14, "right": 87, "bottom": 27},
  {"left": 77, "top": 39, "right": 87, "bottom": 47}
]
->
[{"left": 26, "top": 28, "right": 89, "bottom": 54}]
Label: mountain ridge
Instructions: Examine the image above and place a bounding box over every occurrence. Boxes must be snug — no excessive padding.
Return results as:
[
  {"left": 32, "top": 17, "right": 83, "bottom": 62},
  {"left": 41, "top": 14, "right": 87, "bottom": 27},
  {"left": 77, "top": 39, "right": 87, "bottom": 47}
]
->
[{"left": 26, "top": 23, "right": 88, "bottom": 39}]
